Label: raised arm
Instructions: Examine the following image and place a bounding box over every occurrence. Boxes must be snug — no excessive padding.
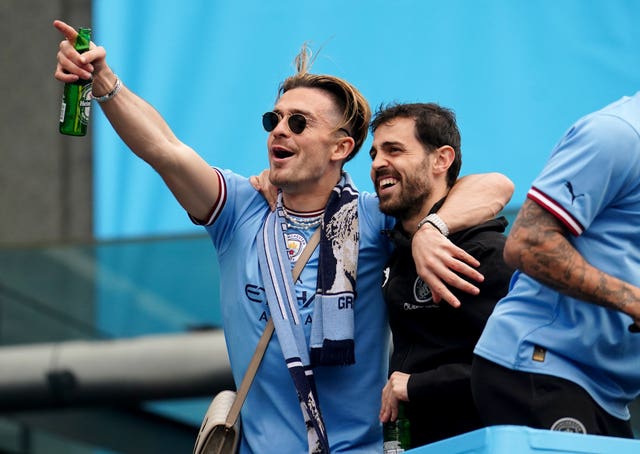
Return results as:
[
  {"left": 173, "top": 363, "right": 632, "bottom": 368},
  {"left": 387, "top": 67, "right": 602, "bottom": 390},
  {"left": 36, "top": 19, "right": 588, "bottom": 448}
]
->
[
  {"left": 505, "top": 198, "right": 640, "bottom": 328},
  {"left": 411, "top": 172, "right": 514, "bottom": 307},
  {"left": 53, "top": 20, "right": 219, "bottom": 221}
]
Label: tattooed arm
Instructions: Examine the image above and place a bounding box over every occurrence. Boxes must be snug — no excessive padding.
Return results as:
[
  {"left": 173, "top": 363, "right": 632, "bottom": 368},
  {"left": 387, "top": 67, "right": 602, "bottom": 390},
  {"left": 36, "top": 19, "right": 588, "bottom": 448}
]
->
[{"left": 504, "top": 198, "right": 640, "bottom": 327}]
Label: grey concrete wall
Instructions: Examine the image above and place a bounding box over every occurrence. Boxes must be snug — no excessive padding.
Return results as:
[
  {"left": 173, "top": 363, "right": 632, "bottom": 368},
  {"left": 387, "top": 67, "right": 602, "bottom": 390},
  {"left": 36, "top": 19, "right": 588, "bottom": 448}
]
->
[{"left": 0, "top": 0, "right": 92, "bottom": 246}]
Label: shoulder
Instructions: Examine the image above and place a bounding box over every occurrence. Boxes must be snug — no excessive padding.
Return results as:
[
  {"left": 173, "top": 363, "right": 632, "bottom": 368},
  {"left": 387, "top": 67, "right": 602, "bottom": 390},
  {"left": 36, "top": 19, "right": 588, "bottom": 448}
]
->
[
  {"left": 357, "top": 191, "right": 395, "bottom": 231},
  {"left": 559, "top": 102, "right": 640, "bottom": 161}
]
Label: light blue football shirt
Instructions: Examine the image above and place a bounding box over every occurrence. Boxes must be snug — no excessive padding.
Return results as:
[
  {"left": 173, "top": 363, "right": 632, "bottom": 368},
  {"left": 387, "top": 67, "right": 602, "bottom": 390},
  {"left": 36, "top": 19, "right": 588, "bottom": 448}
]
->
[
  {"left": 201, "top": 169, "right": 393, "bottom": 453},
  {"left": 475, "top": 92, "right": 640, "bottom": 419}
]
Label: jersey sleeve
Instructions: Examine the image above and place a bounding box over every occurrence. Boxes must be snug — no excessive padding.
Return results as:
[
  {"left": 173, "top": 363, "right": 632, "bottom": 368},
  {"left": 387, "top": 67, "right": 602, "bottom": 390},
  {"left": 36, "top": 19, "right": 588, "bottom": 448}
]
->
[
  {"left": 191, "top": 168, "right": 268, "bottom": 255},
  {"left": 528, "top": 113, "right": 640, "bottom": 235}
]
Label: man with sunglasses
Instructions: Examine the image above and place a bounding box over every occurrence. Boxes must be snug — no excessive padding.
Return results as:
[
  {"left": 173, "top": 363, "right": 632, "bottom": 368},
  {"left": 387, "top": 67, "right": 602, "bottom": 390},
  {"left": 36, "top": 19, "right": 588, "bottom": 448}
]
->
[{"left": 54, "top": 19, "right": 513, "bottom": 454}]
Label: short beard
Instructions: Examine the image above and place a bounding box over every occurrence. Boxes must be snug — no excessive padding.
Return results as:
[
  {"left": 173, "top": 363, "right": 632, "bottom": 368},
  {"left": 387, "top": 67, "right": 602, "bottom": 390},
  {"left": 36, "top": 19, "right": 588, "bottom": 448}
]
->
[{"left": 377, "top": 177, "right": 432, "bottom": 220}]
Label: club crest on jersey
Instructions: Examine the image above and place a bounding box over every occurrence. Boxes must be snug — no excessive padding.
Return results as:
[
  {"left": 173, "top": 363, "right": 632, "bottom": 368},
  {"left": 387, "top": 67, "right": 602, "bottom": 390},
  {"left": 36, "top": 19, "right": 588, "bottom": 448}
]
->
[
  {"left": 550, "top": 417, "right": 587, "bottom": 434},
  {"left": 413, "top": 276, "right": 434, "bottom": 304},
  {"left": 286, "top": 233, "right": 307, "bottom": 262}
]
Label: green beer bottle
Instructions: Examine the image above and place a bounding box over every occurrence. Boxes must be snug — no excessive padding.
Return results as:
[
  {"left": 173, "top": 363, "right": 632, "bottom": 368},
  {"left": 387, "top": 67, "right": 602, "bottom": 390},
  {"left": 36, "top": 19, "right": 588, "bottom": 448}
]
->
[
  {"left": 59, "top": 27, "right": 92, "bottom": 136},
  {"left": 383, "top": 403, "right": 411, "bottom": 453}
]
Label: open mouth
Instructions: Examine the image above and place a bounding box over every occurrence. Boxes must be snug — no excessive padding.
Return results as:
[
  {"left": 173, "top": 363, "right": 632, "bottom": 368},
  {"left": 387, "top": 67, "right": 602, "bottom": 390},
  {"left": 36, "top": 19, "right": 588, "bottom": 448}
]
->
[
  {"left": 378, "top": 177, "right": 398, "bottom": 190},
  {"left": 272, "top": 146, "right": 294, "bottom": 159}
]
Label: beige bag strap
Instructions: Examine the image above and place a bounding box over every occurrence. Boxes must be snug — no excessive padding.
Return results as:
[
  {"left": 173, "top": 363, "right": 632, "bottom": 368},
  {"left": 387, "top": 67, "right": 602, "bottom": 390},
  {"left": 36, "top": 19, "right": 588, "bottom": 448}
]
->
[{"left": 224, "top": 227, "right": 321, "bottom": 426}]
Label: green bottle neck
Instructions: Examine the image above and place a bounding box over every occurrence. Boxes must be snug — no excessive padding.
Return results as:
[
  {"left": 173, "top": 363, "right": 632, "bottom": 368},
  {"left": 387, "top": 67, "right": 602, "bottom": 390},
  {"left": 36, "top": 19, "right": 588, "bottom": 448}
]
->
[{"left": 75, "top": 28, "right": 91, "bottom": 53}]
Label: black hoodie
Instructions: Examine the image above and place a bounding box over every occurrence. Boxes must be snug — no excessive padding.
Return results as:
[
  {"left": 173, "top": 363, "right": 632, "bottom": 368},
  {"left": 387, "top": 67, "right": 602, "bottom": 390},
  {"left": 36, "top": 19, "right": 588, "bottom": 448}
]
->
[{"left": 382, "top": 213, "right": 514, "bottom": 446}]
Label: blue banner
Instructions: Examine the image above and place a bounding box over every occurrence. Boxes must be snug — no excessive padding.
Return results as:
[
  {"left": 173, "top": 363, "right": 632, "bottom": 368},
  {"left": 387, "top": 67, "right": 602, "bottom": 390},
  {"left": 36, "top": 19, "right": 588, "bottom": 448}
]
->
[{"left": 93, "top": 0, "right": 640, "bottom": 239}]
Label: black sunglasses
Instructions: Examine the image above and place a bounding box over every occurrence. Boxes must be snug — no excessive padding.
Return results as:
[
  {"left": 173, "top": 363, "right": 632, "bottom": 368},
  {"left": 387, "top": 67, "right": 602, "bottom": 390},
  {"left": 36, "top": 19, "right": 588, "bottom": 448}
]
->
[
  {"left": 262, "top": 111, "right": 308, "bottom": 134},
  {"left": 262, "top": 111, "right": 351, "bottom": 137}
]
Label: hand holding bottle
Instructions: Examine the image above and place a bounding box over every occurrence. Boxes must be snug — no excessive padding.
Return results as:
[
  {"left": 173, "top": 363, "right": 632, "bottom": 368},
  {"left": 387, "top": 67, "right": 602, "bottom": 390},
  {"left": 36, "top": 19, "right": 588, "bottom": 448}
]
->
[
  {"left": 380, "top": 371, "right": 410, "bottom": 423},
  {"left": 55, "top": 20, "right": 122, "bottom": 136},
  {"left": 54, "top": 20, "right": 124, "bottom": 106},
  {"left": 383, "top": 402, "right": 411, "bottom": 453},
  {"left": 58, "top": 26, "right": 92, "bottom": 136},
  {"left": 53, "top": 20, "right": 105, "bottom": 83}
]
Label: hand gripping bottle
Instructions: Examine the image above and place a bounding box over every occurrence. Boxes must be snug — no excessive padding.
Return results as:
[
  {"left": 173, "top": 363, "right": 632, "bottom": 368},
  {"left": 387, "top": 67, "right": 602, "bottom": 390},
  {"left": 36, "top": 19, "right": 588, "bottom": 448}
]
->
[
  {"left": 59, "top": 27, "right": 92, "bottom": 136},
  {"left": 383, "top": 403, "right": 411, "bottom": 453}
]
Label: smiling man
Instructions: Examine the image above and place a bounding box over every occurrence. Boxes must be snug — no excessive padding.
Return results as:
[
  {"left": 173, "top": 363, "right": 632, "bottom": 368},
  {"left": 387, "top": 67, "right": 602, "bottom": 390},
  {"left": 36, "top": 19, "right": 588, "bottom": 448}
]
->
[
  {"left": 371, "top": 103, "right": 514, "bottom": 447},
  {"left": 54, "top": 19, "right": 513, "bottom": 453}
]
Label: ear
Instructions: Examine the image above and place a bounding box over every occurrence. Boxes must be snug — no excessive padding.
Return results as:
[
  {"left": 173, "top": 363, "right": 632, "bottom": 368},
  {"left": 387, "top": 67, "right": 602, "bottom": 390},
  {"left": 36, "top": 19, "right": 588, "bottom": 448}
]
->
[
  {"left": 432, "top": 145, "right": 455, "bottom": 176},
  {"left": 331, "top": 136, "right": 356, "bottom": 162}
]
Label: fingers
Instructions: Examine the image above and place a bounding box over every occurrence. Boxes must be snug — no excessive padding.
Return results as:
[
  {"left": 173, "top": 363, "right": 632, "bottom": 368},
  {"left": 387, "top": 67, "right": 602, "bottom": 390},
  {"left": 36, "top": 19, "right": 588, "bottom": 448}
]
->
[
  {"left": 450, "top": 258, "right": 484, "bottom": 283},
  {"left": 417, "top": 264, "right": 482, "bottom": 308},
  {"left": 55, "top": 46, "right": 91, "bottom": 82},
  {"left": 388, "top": 402, "right": 398, "bottom": 422},
  {"left": 380, "top": 377, "right": 403, "bottom": 420},
  {"left": 450, "top": 247, "right": 480, "bottom": 269},
  {"left": 434, "top": 263, "right": 482, "bottom": 293},
  {"left": 253, "top": 169, "right": 277, "bottom": 211},
  {"left": 429, "top": 282, "right": 461, "bottom": 308},
  {"left": 53, "top": 20, "right": 78, "bottom": 41},
  {"left": 380, "top": 372, "right": 411, "bottom": 423},
  {"left": 379, "top": 393, "right": 398, "bottom": 422},
  {"left": 412, "top": 226, "right": 486, "bottom": 307},
  {"left": 53, "top": 19, "right": 107, "bottom": 83},
  {"left": 415, "top": 265, "right": 473, "bottom": 306},
  {"left": 425, "top": 249, "right": 484, "bottom": 287},
  {"left": 379, "top": 402, "right": 391, "bottom": 422},
  {"left": 249, "top": 175, "right": 262, "bottom": 191},
  {"left": 379, "top": 382, "right": 392, "bottom": 422}
]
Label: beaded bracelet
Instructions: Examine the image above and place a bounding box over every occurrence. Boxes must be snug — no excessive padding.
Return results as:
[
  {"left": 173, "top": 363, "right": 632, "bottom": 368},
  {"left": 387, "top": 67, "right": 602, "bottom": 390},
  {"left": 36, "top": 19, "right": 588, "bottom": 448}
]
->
[{"left": 93, "top": 75, "right": 122, "bottom": 103}]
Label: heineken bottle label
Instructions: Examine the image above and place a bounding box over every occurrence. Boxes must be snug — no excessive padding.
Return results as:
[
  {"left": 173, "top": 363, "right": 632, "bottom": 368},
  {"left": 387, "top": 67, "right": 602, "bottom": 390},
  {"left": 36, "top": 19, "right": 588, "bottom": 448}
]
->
[
  {"left": 59, "top": 100, "right": 67, "bottom": 123},
  {"left": 79, "top": 83, "right": 93, "bottom": 125}
]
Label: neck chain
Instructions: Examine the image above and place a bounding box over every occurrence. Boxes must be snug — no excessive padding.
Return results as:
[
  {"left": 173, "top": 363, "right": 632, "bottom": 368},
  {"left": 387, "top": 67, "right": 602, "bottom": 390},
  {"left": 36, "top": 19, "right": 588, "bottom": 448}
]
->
[{"left": 282, "top": 206, "right": 324, "bottom": 230}]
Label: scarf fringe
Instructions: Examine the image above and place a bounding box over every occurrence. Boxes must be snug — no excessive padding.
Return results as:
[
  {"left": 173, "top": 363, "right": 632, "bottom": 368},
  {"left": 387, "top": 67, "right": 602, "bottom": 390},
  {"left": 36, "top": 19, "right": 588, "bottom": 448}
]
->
[{"left": 311, "top": 339, "right": 355, "bottom": 366}]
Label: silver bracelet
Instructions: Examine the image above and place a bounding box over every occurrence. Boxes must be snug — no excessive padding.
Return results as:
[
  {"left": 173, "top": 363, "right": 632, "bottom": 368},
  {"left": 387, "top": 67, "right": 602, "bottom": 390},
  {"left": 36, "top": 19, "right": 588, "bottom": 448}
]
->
[
  {"left": 416, "top": 213, "right": 450, "bottom": 237},
  {"left": 93, "top": 75, "right": 122, "bottom": 103}
]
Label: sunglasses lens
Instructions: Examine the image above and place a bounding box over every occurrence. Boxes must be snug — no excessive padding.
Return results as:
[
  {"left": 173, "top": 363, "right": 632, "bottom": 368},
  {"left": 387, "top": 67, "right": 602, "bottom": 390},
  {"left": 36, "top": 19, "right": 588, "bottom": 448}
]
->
[
  {"left": 288, "top": 114, "right": 307, "bottom": 134},
  {"left": 262, "top": 112, "right": 307, "bottom": 134},
  {"left": 262, "top": 112, "right": 279, "bottom": 132}
]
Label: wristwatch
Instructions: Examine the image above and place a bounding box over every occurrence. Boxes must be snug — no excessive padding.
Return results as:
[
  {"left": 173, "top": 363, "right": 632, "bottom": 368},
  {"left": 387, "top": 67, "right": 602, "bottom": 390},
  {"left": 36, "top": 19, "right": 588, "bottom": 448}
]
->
[{"left": 416, "top": 213, "right": 449, "bottom": 237}]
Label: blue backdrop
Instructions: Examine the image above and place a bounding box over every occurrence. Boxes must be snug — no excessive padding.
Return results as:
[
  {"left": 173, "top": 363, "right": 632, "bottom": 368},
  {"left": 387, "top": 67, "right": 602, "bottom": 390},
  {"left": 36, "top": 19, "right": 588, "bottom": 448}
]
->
[
  {"left": 88, "top": 0, "right": 640, "bottom": 427},
  {"left": 93, "top": 0, "right": 640, "bottom": 239}
]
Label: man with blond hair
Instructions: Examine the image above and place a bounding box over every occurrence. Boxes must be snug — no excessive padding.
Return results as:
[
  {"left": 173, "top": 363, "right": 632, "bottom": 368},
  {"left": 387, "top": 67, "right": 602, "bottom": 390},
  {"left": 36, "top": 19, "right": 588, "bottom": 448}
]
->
[{"left": 54, "top": 20, "right": 512, "bottom": 453}]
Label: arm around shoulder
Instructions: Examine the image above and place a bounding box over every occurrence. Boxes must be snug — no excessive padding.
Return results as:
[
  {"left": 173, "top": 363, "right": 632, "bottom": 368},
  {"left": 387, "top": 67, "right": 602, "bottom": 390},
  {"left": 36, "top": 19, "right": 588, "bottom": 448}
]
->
[{"left": 437, "top": 173, "right": 514, "bottom": 234}]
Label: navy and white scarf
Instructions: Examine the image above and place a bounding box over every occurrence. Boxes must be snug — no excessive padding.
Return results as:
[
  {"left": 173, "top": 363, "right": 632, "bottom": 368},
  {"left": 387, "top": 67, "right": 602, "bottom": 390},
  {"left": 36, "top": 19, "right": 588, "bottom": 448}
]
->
[{"left": 257, "top": 172, "right": 359, "bottom": 453}]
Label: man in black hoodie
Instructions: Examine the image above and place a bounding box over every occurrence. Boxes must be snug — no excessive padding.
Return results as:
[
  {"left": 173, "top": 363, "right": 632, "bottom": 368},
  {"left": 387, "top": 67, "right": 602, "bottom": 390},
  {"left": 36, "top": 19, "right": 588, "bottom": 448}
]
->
[{"left": 370, "top": 103, "right": 514, "bottom": 447}]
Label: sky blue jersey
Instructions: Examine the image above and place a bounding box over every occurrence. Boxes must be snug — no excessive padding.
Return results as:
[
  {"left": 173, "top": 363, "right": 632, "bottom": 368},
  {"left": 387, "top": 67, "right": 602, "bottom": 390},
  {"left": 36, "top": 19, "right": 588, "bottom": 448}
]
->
[
  {"left": 199, "top": 169, "right": 394, "bottom": 453},
  {"left": 475, "top": 92, "right": 640, "bottom": 420}
]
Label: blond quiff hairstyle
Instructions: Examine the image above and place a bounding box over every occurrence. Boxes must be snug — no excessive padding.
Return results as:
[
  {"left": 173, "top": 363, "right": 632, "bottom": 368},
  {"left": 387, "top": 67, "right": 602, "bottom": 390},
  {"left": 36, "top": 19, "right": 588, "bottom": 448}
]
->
[{"left": 277, "top": 44, "right": 371, "bottom": 162}]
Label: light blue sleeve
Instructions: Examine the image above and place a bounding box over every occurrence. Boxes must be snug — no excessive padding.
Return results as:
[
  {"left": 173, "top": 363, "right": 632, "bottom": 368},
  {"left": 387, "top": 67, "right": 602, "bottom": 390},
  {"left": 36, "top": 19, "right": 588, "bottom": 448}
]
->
[
  {"left": 204, "top": 169, "right": 269, "bottom": 256},
  {"left": 531, "top": 113, "right": 640, "bottom": 231}
]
